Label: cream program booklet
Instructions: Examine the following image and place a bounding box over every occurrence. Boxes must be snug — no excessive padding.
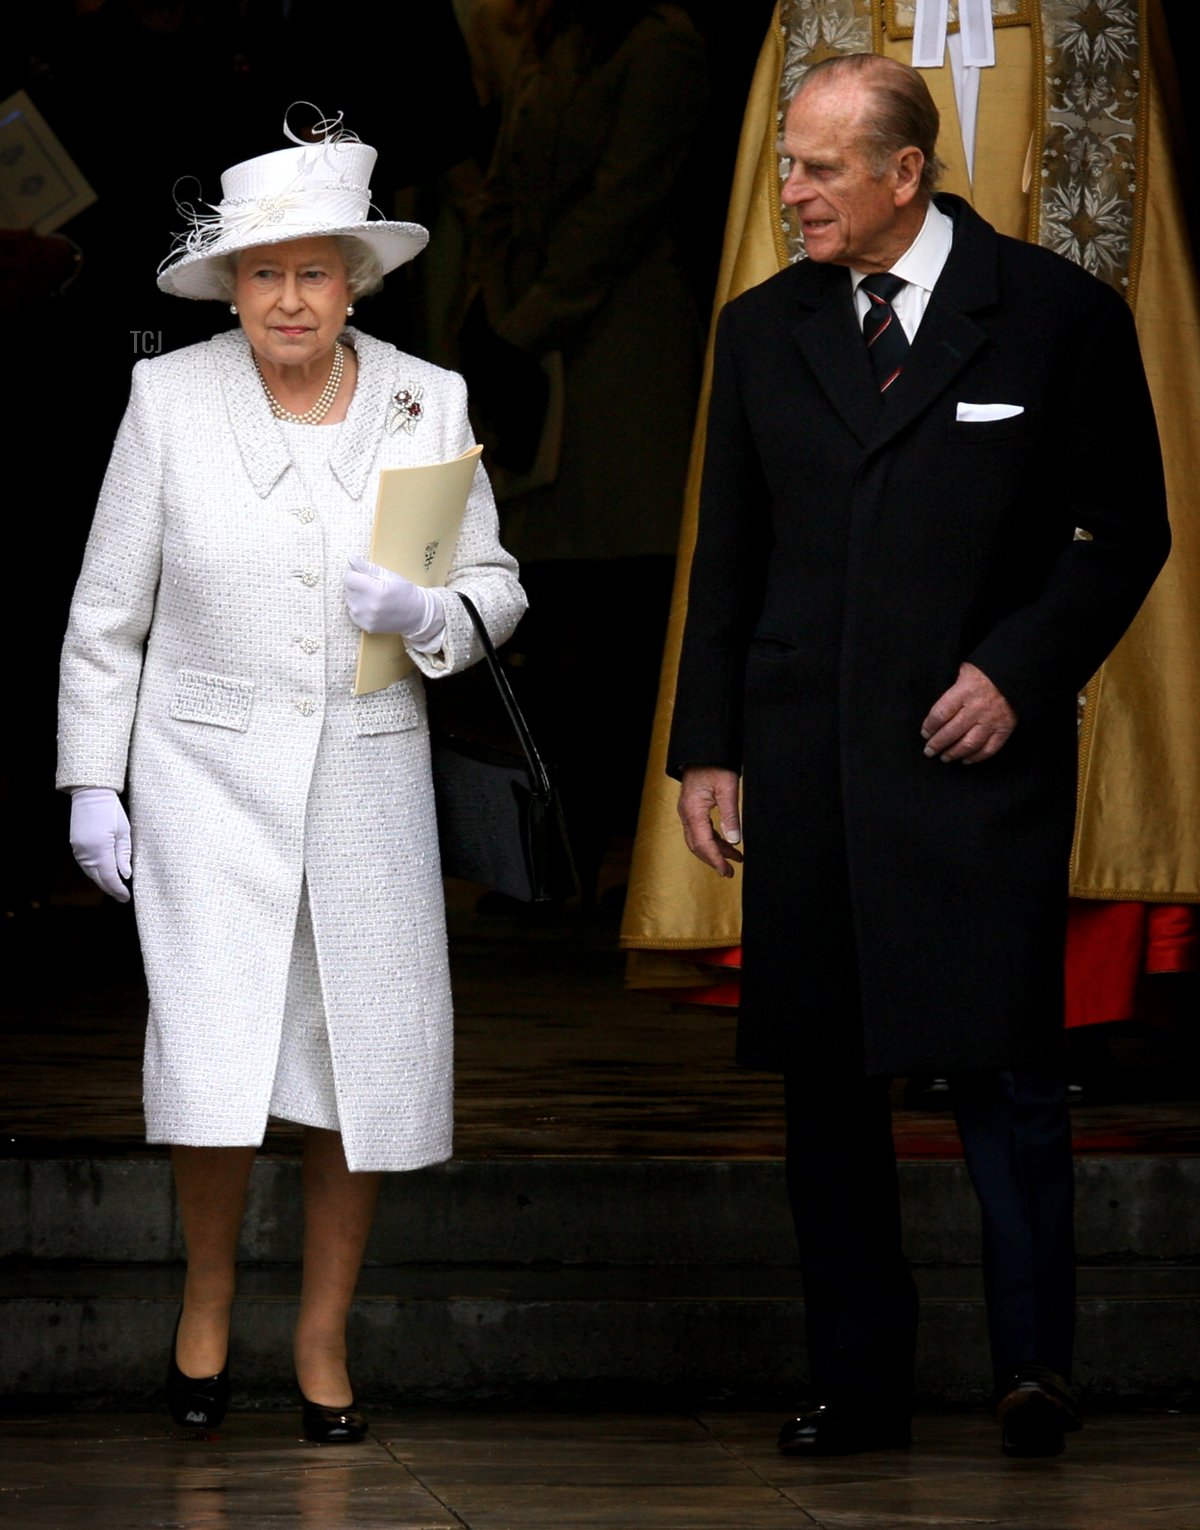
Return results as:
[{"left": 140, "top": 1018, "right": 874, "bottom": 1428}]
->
[{"left": 353, "top": 444, "right": 483, "bottom": 695}]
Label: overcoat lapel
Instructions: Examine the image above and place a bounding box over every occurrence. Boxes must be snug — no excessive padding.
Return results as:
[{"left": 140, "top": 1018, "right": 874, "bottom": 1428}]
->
[
  {"left": 865, "top": 300, "right": 989, "bottom": 453},
  {"left": 789, "top": 263, "right": 880, "bottom": 447},
  {"left": 866, "top": 196, "right": 1000, "bottom": 454},
  {"left": 787, "top": 196, "right": 1002, "bottom": 456}
]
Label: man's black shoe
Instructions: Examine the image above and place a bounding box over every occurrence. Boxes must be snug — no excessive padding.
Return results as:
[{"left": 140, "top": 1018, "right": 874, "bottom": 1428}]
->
[
  {"left": 777, "top": 1401, "right": 912, "bottom": 1456},
  {"left": 996, "top": 1366, "right": 1083, "bottom": 1458}
]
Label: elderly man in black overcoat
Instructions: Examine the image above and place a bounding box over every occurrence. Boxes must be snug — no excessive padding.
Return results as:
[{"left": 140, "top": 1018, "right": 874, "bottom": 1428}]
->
[{"left": 670, "top": 52, "right": 1169, "bottom": 1459}]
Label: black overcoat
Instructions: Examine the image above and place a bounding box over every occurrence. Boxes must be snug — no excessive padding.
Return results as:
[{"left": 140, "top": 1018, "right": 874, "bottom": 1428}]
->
[{"left": 668, "top": 195, "right": 1170, "bottom": 1076}]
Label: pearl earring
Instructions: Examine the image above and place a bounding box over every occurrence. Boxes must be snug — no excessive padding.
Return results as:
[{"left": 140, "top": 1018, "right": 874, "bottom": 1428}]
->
[
  {"left": 346, "top": 304, "right": 355, "bottom": 317},
  {"left": 229, "top": 303, "right": 238, "bottom": 315}
]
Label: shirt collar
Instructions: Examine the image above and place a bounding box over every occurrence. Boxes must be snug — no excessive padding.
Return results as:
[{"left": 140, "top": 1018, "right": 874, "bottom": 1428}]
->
[{"left": 849, "top": 200, "right": 954, "bottom": 296}]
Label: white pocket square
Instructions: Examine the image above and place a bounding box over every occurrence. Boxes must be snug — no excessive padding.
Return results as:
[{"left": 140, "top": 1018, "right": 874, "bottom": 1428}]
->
[{"left": 956, "top": 402, "right": 1025, "bottom": 422}]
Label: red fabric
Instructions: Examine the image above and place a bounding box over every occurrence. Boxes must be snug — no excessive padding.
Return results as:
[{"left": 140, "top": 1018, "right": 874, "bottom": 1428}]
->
[
  {"left": 669, "top": 905, "right": 1198, "bottom": 1026},
  {"left": 1064, "top": 901, "right": 1198, "bottom": 1028},
  {"left": 662, "top": 947, "right": 742, "bottom": 1009},
  {"left": 695, "top": 946, "right": 742, "bottom": 970}
]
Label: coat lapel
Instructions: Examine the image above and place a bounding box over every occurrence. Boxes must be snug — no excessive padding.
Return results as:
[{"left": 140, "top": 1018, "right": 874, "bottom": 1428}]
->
[
  {"left": 787, "top": 196, "right": 1001, "bottom": 455},
  {"left": 211, "top": 329, "right": 293, "bottom": 498},
  {"left": 789, "top": 262, "right": 880, "bottom": 447},
  {"left": 212, "top": 326, "right": 391, "bottom": 502},
  {"left": 331, "top": 327, "right": 387, "bottom": 500},
  {"left": 865, "top": 195, "right": 999, "bottom": 454}
]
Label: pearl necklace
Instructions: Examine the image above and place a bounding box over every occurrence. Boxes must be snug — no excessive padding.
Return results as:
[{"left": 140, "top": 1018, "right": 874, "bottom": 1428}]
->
[{"left": 255, "top": 342, "right": 345, "bottom": 425}]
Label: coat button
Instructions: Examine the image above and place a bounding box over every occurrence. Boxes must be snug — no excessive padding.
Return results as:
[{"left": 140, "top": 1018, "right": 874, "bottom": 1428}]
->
[
  {"left": 291, "top": 506, "right": 316, "bottom": 525},
  {"left": 296, "top": 698, "right": 316, "bottom": 716},
  {"left": 296, "top": 635, "right": 321, "bottom": 655},
  {"left": 296, "top": 569, "right": 320, "bottom": 587}
]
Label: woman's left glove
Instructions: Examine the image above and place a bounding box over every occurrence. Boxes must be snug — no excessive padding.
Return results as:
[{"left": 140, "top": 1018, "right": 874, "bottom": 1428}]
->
[
  {"left": 343, "top": 554, "right": 447, "bottom": 652},
  {"left": 69, "top": 787, "right": 132, "bottom": 903}
]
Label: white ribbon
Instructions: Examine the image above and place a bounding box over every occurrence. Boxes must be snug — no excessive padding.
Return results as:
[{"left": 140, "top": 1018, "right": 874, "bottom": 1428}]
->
[
  {"left": 911, "top": 0, "right": 996, "bottom": 185},
  {"left": 947, "top": 31, "right": 982, "bottom": 185},
  {"left": 159, "top": 184, "right": 359, "bottom": 267},
  {"left": 958, "top": 0, "right": 997, "bottom": 67},
  {"left": 912, "top": 0, "right": 950, "bottom": 68},
  {"left": 282, "top": 102, "right": 350, "bottom": 148},
  {"left": 912, "top": 0, "right": 996, "bottom": 69},
  {"left": 281, "top": 101, "right": 358, "bottom": 176}
]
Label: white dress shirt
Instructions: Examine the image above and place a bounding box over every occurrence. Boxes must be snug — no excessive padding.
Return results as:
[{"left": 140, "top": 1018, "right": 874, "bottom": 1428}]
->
[{"left": 850, "top": 201, "right": 955, "bottom": 342}]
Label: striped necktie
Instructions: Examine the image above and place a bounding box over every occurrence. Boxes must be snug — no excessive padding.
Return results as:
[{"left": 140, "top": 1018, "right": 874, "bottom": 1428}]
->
[{"left": 860, "top": 272, "right": 909, "bottom": 394}]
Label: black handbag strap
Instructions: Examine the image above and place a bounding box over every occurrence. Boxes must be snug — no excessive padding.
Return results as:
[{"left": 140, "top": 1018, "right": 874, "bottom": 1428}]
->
[{"left": 452, "top": 591, "right": 552, "bottom": 801}]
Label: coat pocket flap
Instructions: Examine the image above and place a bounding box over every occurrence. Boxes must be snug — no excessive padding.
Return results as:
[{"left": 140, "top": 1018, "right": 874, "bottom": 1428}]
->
[
  {"left": 354, "top": 681, "right": 421, "bottom": 736},
  {"left": 170, "top": 669, "right": 255, "bottom": 731}
]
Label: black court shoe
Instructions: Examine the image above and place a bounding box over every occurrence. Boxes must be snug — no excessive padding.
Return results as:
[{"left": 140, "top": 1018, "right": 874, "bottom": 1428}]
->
[
  {"left": 165, "top": 1313, "right": 231, "bottom": 1430},
  {"left": 301, "top": 1393, "right": 368, "bottom": 1444},
  {"left": 778, "top": 1400, "right": 912, "bottom": 1456},
  {"left": 996, "top": 1366, "right": 1083, "bottom": 1458}
]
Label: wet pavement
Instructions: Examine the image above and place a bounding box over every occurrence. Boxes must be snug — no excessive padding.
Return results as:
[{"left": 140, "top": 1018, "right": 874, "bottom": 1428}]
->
[{"left": 2, "top": 1407, "right": 1199, "bottom": 1529}]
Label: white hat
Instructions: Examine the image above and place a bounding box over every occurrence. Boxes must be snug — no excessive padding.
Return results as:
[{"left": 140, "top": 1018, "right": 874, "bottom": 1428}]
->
[{"left": 157, "top": 108, "right": 429, "bottom": 300}]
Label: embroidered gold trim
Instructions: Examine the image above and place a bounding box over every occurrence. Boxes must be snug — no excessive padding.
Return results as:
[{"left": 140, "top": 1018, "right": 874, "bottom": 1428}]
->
[{"left": 1029, "top": 0, "right": 1146, "bottom": 302}]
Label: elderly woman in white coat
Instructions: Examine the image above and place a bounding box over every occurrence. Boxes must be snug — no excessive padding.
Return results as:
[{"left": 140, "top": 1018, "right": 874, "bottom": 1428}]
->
[{"left": 57, "top": 117, "right": 526, "bottom": 1442}]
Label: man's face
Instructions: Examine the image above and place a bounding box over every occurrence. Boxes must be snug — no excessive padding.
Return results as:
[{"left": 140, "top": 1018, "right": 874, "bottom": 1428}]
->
[{"left": 780, "top": 77, "right": 920, "bottom": 271}]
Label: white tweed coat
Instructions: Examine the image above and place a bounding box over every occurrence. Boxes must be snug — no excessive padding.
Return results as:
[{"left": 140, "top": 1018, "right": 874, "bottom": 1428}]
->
[{"left": 57, "top": 327, "right": 526, "bottom": 1171}]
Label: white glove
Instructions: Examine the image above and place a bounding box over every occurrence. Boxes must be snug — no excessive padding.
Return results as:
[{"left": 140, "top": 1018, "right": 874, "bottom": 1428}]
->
[
  {"left": 69, "top": 787, "right": 132, "bottom": 903},
  {"left": 343, "top": 554, "right": 446, "bottom": 651}
]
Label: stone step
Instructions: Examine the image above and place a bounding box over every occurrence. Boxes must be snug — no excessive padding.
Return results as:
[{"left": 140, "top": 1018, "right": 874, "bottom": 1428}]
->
[
  {"left": 4, "top": 1264, "right": 1197, "bottom": 1410},
  {"left": 4, "top": 1156, "right": 1199, "bottom": 1267}
]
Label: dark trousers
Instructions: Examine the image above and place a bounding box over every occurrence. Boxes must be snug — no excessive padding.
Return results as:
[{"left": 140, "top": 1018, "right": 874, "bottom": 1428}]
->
[{"left": 783, "top": 1066, "right": 1075, "bottom": 1405}]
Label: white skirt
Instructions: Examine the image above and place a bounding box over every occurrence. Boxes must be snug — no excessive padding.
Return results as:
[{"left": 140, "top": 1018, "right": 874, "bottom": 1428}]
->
[{"left": 268, "top": 879, "right": 341, "bottom": 1131}]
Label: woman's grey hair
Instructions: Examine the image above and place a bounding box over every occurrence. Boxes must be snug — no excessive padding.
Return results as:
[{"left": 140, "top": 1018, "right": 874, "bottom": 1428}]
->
[
  {"left": 793, "top": 53, "right": 946, "bottom": 195},
  {"left": 212, "top": 235, "right": 385, "bottom": 301}
]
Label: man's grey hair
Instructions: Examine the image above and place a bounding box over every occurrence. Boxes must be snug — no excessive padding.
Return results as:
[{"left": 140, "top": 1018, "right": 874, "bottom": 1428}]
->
[
  {"left": 212, "top": 235, "right": 385, "bottom": 302},
  {"left": 793, "top": 53, "right": 946, "bottom": 195}
]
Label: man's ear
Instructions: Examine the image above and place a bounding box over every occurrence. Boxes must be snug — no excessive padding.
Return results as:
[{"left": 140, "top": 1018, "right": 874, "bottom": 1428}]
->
[{"left": 893, "top": 146, "right": 925, "bottom": 206}]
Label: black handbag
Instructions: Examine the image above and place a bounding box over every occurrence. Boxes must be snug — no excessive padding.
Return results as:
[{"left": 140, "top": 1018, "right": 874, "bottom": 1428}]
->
[{"left": 430, "top": 592, "right": 577, "bottom": 903}]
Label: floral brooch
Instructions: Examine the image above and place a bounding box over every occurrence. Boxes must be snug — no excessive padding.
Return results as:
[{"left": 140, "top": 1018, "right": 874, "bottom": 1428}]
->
[{"left": 387, "top": 384, "right": 424, "bottom": 435}]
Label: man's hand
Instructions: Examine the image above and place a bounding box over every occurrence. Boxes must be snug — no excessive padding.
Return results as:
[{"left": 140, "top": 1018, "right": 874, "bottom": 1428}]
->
[
  {"left": 921, "top": 662, "right": 1017, "bottom": 764},
  {"left": 678, "top": 767, "right": 744, "bottom": 877}
]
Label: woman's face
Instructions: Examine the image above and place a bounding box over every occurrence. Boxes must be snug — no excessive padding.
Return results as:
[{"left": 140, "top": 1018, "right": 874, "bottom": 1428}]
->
[{"left": 234, "top": 237, "right": 351, "bottom": 373}]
